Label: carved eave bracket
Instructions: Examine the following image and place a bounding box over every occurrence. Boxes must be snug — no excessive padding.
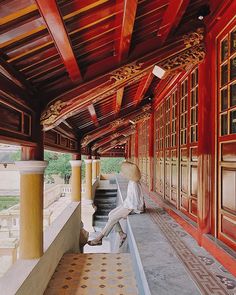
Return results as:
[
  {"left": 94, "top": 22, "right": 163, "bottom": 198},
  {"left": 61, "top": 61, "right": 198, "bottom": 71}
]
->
[
  {"left": 40, "top": 28, "right": 205, "bottom": 131},
  {"left": 159, "top": 44, "right": 206, "bottom": 74},
  {"left": 40, "top": 100, "right": 70, "bottom": 130}
]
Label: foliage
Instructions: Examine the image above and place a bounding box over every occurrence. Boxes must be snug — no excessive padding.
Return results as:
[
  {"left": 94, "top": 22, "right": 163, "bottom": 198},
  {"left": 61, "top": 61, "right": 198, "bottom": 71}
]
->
[
  {"left": 0, "top": 196, "right": 19, "bottom": 211},
  {"left": 44, "top": 151, "right": 72, "bottom": 184},
  {"left": 101, "top": 157, "right": 124, "bottom": 174},
  {"left": 9, "top": 151, "right": 20, "bottom": 161}
]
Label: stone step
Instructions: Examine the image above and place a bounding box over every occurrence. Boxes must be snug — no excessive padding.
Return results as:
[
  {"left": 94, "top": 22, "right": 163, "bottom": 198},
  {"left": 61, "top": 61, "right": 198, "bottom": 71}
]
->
[
  {"left": 96, "top": 208, "right": 112, "bottom": 215},
  {"left": 96, "top": 203, "right": 116, "bottom": 209},
  {"left": 94, "top": 215, "right": 109, "bottom": 221},
  {"left": 94, "top": 197, "right": 117, "bottom": 204},
  {"left": 95, "top": 192, "right": 117, "bottom": 198},
  {"left": 96, "top": 188, "right": 117, "bottom": 193},
  {"left": 93, "top": 220, "right": 107, "bottom": 228}
]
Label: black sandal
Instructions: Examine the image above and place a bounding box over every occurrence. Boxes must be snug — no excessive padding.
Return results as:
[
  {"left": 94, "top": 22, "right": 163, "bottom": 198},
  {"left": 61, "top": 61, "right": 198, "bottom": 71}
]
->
[
  {"left": 119, "top": 234, "right": 127, "bottom": 248},
  {"left": 87, "top": 239, "right": 102, "bottom": 246}
]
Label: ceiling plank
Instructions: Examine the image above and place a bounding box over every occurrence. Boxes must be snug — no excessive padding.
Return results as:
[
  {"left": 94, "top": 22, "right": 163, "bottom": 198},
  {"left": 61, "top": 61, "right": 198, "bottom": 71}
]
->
[
  {"left": 0, "top": 57, "right": 35, "bottom": 94},
  {"left": 0, "top": 4, "right": 38, "bottom": 26},
  {"left": 157, "top": 0, "right": 190, "bottom": 45},
  {"left": 115, "top": 87, "right": 124, "bottom": 115},
  {"left": 117, "top": 0, "right": 138, "bottom": 63},
  {"left": 134, "top": 72, "right": 153, "bottom": 106},
  {"left": 87, "top": 104, "right": 99, "bottom": 127},
  {"left": 81, "top": 104, "right": 151, "bottom": 147},
  {"left": 41, "top": 28, "right": 205, "bottom": 130},
  {"left": 35, "top": 0, "right": 82, "bottom": 82}
]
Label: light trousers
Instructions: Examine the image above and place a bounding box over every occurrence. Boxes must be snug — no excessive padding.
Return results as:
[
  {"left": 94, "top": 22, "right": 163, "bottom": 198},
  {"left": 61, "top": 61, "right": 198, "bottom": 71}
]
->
[{"left": 101, "top": 205, "right": 132, "bottom": 237}]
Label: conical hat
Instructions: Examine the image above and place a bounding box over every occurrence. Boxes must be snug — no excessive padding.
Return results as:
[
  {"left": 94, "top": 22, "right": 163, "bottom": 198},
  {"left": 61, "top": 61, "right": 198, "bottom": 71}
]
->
[{"left": 120, "top": 161, "right": 141, "bottom": 182}]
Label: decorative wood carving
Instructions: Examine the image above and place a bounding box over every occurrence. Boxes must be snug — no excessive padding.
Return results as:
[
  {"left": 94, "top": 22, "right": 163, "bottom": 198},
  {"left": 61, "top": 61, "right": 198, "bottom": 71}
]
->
[
  {"left": 109, "top": 62, "right": 143, "bottom": 83},
  {"left": 110, "top": 118, "right": 125, "bottom": 129},
  {"left": 183, "top": 28, "right": 205, "bottom": 48},
  {"left": 40, "top": 28, "right": 206, "bottom": 131},
  {"left": 159, "top": 44, "right": 205, "bottom": 73},
  {"left": 41, "top": 100, "right": 69, "bottom": 127}
]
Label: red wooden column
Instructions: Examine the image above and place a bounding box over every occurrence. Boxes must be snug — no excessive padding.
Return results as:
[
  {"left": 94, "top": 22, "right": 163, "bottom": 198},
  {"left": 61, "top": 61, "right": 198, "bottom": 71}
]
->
[
  {"left": 197, "top": 36, "right": 213, "bottom": 243},
  {"left": 72, "top": 153, "right": 81, "bottom": 160},
  {"left": 22, "top": 125, "right": 44, "bottom": 160},
  {"left": 134, "top": 125, "right": 139, "bottom": 165},
  {"left": 148, "top": 113, "right": 154, "bottom": 191}
]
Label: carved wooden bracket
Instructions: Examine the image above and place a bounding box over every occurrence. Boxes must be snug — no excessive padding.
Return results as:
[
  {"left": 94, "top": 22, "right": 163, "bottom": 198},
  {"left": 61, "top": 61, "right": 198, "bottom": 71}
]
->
[{"left": 40, "top": 28, "right": 205, "bottom": 131}]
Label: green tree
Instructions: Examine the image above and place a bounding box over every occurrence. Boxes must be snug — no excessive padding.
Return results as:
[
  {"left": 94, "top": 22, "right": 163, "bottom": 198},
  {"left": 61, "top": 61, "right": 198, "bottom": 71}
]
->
[
  {"left": 10, "top": 151, "right": 20, "bottom": 161},
  {"left": 101, "top": 157, "right": 124, "bottom": 174},
  {"left": 44, "top": 151, "right": 72, "bottom": 184}
]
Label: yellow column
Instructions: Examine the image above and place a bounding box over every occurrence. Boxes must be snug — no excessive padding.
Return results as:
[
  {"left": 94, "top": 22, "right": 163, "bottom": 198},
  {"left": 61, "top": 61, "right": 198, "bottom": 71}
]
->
[
  {"left": 92, "top": 158, "right": 97, "bottom": 181},
  {"left": 97, "top": 159, "right": 101, "bottom": 179},
  {"left": 70, "top": 160, "right": 82, "bottom": 202},
  {"left": 84, "top": 159, "right": 92, "bottom": 201},
  {"left": 15, "top": 161, "right": 47, "bottom": 259}
]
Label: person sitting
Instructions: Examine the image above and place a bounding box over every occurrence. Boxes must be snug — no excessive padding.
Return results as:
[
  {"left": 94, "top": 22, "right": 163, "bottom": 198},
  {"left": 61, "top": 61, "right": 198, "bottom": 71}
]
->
[{"left": 88, "top": 161, "right": 145, "bottom": 247}]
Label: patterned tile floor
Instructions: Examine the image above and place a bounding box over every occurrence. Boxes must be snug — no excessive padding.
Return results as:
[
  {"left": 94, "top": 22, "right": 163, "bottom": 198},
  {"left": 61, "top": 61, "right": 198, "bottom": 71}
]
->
[
  {"left": 145, "top": 196, "right": 236, "bottom": 295},
  {"left": 44, "top": 253, "right": 138, "bottom": 295}
]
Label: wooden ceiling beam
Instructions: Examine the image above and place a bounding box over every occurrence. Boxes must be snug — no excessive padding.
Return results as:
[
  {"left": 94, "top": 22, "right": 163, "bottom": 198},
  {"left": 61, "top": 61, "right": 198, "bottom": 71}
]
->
[
  {"left": 157, "top": 0, "right": 190, "bottom": 45},
  {"left": 134, "top": 72, "right": 153, "bottom": 106},
  {"left": 0, "top": 4, "right": 38, "bottom": 27},
  {"left": 98, "top": 137, "right": 128, "bottom": 154},
  {"left": 41, "top": 28, "right": 205, "bottom": 130},
  {"left": 115, "top": 87, "right": 124, "bottom": 115},
  {"left": 91, "top": 125, "right": 132, "bottom": 152},
  {"left": 87, "top": 104, "right": 99, "bottom": 127},
  {"left": 35, "top": 0, "right": 82, "bottom": 82},
  {"left": 81, "top": 104, "right": 151, "bottom": 147},
  {"left": 117, "top": 0, "right": 138, "bottom": 63},
  {"left": 0, "top": 57, "right": 35, "bottom": 94}
]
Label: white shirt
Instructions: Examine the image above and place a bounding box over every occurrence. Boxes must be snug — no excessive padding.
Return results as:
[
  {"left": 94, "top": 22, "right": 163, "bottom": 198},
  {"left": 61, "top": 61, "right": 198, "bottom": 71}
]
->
[{"left": 123, "top": 180, "right": 144, "bottom": 213}]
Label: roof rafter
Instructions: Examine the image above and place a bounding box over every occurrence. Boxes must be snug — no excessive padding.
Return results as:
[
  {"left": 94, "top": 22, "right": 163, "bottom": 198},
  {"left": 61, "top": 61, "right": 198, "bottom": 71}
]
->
[
  {"left": 116, "top": 0, "right": 138, "bottom": 63},
  {"left": 41, "top": 27, "right": 205, "bottom": 131},
  {"left": 115, "top": 87, "right": 124, "bottom": 115},
  {"left": 134, "top": 72, "right": 153, "bottom": 106},
  {"left": 87, "top": 104, "right": 99, "bottom": 127},
  {"left": 98, "top": 137, "right": 128, "bottom": 154},
  {"left": 35, "top": 0, "right": 82, "bottom": 82},
  {"left": 0, "top": 57, "right": 35, "bottom": 94},
  {"left": 91, "top": 125, "right": 132, "bottom": 152},
  {"left": 81, "top": 104, "right": 151, "bottom": 147},
  {"left": 157, "top": 0, "right": 190, "bottom": 45}
]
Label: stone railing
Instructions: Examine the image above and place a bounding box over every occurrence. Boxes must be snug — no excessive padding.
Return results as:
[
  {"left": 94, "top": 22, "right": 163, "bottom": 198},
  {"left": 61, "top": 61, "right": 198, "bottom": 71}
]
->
[{"left": 0, "top": 202, "right": 81, "bottom": 295}]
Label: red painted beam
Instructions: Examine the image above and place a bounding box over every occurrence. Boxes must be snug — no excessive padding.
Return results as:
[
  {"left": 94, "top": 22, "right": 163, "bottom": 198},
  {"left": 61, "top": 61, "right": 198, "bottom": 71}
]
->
[
  {"left": 0, "top": 57, "right": 35, "bottom": 94},
  {"left": 134, "top": 72, "right": 153, "bottom": 106},
  {"left": 115, "top": 87, "right": 124, "bottom": 114},
  {"left": 116, "top": 0, "right": 138, "bottom": 63},
  {"left": 157, "top": 0, "right": 189, "bottom": 45},
  {"left": 87, "top": 104, "right": 99, "bottom": 127},
  {"left": 35, "top": 0, "right": 82, "bottom": 82}
]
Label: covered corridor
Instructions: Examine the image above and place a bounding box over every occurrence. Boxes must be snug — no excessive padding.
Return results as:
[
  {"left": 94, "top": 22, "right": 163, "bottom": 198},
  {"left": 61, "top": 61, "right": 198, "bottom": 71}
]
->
[{"left": 0, "top": 0, "right": 236, "bottom": 294}]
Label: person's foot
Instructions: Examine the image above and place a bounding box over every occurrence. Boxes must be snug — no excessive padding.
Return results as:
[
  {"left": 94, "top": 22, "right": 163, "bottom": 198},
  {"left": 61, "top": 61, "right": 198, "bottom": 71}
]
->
[
  {"left": 87, "top": 239, "right": 102, "bottom": 246},
  {"left": 119, "top": 233, "right": 127, "bottom": 248}
]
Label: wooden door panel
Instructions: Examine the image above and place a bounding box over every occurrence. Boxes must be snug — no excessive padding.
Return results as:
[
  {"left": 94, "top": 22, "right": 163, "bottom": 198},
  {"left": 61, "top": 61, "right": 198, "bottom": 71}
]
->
[
  {"left": 190, "top": 165, "right": 198, "bottom": 197},
  {"left": 222, "top": 169, "right": 236, "bottom": 213},
  {"left": 180, "top": 164, "right": 188, "bottom": 193},
  {"left": 217, "top": 21, "right": 236, "bottom": 249}
]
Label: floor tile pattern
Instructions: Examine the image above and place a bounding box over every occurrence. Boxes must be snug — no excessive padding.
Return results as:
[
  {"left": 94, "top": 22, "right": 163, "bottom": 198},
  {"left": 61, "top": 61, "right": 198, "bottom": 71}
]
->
[
  {"left": 145, "top": 197, "right": 236, "bottom": 295},
  {"left": 44, "top": 253, "right": 138, "bottom": 295}
]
